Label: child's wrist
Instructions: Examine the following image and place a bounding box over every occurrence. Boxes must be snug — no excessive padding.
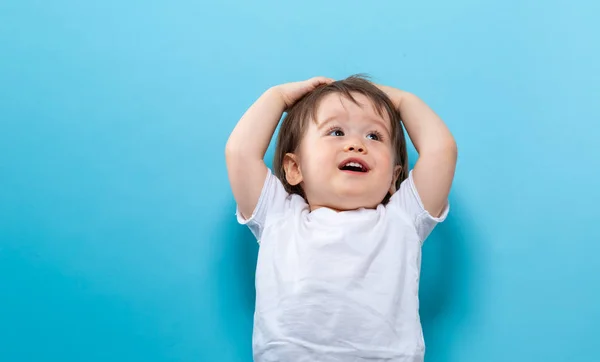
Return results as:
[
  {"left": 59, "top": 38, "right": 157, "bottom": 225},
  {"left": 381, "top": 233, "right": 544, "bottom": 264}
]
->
[
  {"left": 376, "top": 84, "right": 408, "bottom": 109},
  {"left": 265, "top": 86, "right": 282, "bottom": 99},
  {"left": 394, "top": 90, "right": 412, "bottom": 108},
  {"left": 264, "top": 86, "right": 287, "bottom": 109}
]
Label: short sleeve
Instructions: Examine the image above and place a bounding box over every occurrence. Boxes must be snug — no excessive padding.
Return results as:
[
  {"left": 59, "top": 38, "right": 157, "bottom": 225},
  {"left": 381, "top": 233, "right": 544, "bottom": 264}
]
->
[
  {"left": 389, "top": 169, "right": 449, "bottom": 243},
  {"left": 235, "top": 168, "right": 289, "bottom": 243}
]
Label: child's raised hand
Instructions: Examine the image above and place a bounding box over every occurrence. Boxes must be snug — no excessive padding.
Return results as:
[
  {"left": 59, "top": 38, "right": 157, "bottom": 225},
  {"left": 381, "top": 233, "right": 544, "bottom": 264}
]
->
[
  {"left": 375, "top": 84, "right": 407, "bottom": 109},
  {"left": 275, "top": 77, "right": 335, "bottom": 109}
]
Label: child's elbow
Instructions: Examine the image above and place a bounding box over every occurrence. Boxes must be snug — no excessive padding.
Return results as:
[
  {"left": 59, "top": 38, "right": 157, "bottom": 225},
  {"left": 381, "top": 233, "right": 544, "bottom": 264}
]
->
[
  {"left": 448, "top": 138, "right": 458, "bottom": 155},
  {"left": 438, "top": 138, "right": 458, "bottom": 164},
  {"left": 225, "top": 137, "right": 240, "bottom": 158},
  {"left": 447, "top": 139, "right": 458, "bottom": 160}
]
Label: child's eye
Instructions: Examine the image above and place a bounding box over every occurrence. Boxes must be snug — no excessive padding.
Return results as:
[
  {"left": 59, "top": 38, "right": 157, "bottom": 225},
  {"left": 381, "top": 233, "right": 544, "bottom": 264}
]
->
[
  {"left": 366, "top": 131, "right": 383, "bottom": 141},
  {"left": 327, "top": 128, "right": 344, "bottom": 137}
]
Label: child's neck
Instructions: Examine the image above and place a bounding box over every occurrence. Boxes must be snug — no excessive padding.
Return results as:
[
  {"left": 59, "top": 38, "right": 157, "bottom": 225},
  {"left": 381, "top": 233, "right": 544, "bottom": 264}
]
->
[{"left": 309, "top": 203, "right": 374, "bottom": 213}]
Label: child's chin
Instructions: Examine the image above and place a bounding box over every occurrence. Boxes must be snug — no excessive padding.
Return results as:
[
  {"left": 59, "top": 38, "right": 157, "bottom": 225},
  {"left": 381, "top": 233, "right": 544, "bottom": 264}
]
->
[{"left": 334, "top": 193, "right": 381, "bottom": 210}]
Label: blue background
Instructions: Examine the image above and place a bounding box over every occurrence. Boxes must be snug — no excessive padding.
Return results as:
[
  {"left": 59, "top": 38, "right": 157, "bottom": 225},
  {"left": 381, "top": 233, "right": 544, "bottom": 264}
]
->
[{"left": 1, "top": 1, "right": 599, "bottom": 361}]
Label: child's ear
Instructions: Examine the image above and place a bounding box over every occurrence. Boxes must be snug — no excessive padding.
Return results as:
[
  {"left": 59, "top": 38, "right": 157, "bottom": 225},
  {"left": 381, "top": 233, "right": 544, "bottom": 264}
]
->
[
  {"left": 283, "top": 153, "right": 303, "bottom": 186},
  {"left": 388, "top": 165, "right": 403, "bottom": 194}
]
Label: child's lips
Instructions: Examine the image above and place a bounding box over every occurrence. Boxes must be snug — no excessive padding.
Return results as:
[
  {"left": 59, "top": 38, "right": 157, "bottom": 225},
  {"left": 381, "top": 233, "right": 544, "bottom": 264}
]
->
[{"left": 340, "top": 169, "right": 369, "bottom": 175}]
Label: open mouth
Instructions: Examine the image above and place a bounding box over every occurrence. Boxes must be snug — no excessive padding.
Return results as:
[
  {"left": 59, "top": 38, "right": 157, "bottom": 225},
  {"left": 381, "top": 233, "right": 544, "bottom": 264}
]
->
[{"left": 338, "top": 158, "right": 369, "bottom": 173}]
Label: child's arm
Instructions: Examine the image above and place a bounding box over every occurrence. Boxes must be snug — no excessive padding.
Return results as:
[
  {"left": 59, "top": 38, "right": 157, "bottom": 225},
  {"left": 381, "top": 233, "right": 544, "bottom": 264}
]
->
[
  {"left": 226, "top": 77, "right": 334, "bottom": 219},
  {"left": 378, "top": 85, "right": 458, "bottom": 218}
]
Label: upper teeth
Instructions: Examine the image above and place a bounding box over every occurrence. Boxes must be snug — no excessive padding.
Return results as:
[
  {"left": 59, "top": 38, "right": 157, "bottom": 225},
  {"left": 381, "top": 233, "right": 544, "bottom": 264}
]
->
[{"left": 345, "top": 162, "right": 363, "bottom": 169}]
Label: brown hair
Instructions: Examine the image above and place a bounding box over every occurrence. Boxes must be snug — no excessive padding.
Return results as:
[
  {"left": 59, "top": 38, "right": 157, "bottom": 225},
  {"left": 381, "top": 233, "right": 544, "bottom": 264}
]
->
[{"left": 273, "top": 74, "right": 409, "bottom": 203}]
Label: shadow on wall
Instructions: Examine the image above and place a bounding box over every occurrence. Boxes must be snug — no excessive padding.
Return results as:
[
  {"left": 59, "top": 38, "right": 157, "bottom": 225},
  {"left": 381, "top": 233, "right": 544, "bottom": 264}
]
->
[
  {"left": 213, "top": 205, "right": 258, "bottom": 360},
  {"left": 419, "top": 193, "right": 484, "bottom": 362}
]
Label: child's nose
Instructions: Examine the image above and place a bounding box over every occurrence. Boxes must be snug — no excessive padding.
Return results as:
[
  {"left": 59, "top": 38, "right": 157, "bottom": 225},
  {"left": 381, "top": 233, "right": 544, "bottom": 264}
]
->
[{"left": 344, "top": 143, "right": 367, "bottom": 154}]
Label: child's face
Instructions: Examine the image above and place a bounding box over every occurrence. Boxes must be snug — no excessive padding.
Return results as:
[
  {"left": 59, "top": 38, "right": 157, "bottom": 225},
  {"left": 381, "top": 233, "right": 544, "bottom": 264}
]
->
[{"left": 284, "top": 92, "right": 400, "bottom": 211}]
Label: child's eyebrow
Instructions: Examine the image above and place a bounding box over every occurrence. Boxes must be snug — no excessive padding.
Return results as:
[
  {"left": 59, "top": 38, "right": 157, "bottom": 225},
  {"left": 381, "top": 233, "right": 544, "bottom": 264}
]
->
[
  {"left": 317, "top": 115, "right": 392, "bottom": 135},
  {"left": 370, "top": 117, "right": 392, "bottom": 135},
  {"left": 316, "top": 116, "right": 338, "bottom": 129}
]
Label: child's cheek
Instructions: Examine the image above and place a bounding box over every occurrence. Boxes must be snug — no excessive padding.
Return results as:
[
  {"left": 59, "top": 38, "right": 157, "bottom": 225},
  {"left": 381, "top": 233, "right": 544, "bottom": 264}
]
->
[{"left": 312, "top": 150, "right": 331, "bottom": 169}]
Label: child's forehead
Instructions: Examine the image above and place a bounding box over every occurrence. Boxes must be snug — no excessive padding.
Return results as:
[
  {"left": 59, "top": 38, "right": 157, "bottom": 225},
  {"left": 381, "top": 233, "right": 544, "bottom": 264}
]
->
[{"left": 313, "top": 92, "right": 391, "bottom": 124}]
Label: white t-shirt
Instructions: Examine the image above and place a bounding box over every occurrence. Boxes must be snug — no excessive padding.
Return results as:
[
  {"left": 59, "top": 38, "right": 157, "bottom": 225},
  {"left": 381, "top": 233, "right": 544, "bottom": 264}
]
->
[{"left": 236, "top": 168, "right": 449, "bottom": 362}]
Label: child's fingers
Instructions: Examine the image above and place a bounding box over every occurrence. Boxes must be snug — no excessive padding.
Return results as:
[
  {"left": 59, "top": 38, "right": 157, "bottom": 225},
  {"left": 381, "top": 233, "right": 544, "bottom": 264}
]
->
[
  {"left": 299, "top": 77, "right": 334, "bottom": 93},
  {"left": 307, "top": 76, "right": 335, "bottom": 87}
]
